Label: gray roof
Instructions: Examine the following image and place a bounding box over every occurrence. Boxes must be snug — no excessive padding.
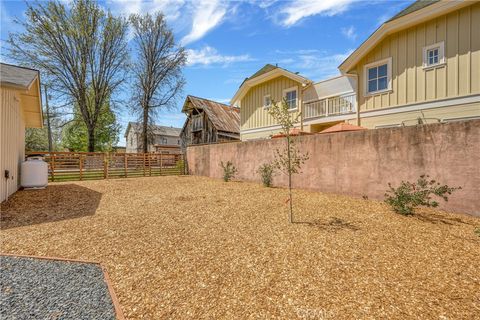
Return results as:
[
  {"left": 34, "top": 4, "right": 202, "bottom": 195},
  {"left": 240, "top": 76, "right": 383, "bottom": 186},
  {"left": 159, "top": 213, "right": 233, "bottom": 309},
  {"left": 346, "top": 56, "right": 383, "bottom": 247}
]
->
[
  {"left": 125, "top": 122, "right": 182, "bottom": 138},
  {"left": 388, "top": 0, "right": 439, "bottom": 22},
  {"left": 0, "top": 63, "right": 39, "bottom": 89}
]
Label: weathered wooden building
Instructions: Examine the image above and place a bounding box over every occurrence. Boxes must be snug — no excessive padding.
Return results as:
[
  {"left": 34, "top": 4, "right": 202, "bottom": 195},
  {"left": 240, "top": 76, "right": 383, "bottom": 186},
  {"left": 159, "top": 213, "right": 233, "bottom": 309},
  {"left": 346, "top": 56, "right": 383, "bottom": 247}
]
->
[{"left": 181, "top": 96, "right": 240, "bottom": 147}]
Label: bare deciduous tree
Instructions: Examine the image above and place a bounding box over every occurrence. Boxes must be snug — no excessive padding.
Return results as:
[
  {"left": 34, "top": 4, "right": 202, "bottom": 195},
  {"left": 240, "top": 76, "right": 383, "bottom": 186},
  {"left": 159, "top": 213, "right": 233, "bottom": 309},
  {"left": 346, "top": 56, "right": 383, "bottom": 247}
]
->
[
  {"left": 8, "top": 0, "right": 129, "bottom": 151},
  {"left": 268, "top": 99, "right": 309, "bottom": 223},
  {"left": 130, "top": 13, "right": 186, "bottom": 153}
]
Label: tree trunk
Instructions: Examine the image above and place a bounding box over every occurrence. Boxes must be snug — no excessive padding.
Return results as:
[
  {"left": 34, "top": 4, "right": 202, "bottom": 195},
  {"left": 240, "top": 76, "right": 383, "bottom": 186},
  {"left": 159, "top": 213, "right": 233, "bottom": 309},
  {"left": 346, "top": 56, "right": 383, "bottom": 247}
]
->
[
  {"left": 87, "top": 126, "right": 95, "bottom": 152},
  {"left": 44, "top": 85, "right": 53, "bottom": 152},
  {"left": 142, "top": 107, "right": 149, "bottom": 153},
  {"left": 287, "top": 135, "right": 293, "bottom": 223}
]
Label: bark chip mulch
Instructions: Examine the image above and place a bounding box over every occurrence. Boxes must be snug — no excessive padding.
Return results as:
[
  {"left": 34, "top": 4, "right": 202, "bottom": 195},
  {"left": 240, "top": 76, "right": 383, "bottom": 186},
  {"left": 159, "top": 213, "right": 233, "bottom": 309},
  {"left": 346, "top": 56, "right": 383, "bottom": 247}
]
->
[{"left": 1, "top": 176, "right": 479, "bottom": 319}]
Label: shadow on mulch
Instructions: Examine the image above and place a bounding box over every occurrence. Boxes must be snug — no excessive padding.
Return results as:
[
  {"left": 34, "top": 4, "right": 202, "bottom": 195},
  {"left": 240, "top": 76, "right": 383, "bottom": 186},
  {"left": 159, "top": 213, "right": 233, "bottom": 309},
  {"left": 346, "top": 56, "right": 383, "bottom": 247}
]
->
[
  {"left": 293, "top": 217, "right": 360, "bottom": 231},
  {"left": 1, "top": 184, "right": 102, "bottom": 230},
  {"left": 413, "top": 211, "right": 475, "bottom": 226}
]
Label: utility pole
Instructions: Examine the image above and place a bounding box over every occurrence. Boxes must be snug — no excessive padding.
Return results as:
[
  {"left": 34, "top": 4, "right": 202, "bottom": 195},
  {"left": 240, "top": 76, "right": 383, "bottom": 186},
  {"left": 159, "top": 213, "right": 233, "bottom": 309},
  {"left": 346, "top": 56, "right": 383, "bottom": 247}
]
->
[{"left": 44, "top": 84, "right": 53, "bottom": 152}]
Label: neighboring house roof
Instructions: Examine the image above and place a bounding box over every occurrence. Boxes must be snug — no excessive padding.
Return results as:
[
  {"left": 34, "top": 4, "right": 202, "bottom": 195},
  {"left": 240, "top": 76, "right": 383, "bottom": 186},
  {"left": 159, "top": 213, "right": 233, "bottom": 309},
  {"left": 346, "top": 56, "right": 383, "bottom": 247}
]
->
[
  {"left": 231, "top": 64, "right": 311, "bottom": 105},
  {"left": 182, "top": 95, "right": 240, "bottom": 134},
  {"left": 338, "top": 0, "right": 470, "bottom": 73},
  {"left": 125, "top": 122, "right": 182, "bottom": 138},
  {"left": 0, "top": 63, "right": 43, "bottom": 128}
]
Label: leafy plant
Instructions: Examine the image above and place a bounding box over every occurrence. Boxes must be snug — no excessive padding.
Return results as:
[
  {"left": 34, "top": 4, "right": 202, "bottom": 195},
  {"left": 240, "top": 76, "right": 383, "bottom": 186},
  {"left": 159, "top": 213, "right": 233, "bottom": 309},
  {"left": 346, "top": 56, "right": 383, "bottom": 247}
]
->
[
  {"left": 257, "top": 163, "right": 275, "bottom": 187},
  {"left": 384, "top": 175, "right": 461, "bottom": 215},
  {"left": 475, "top": 228, "right": 480, "bottom": 237},
  {"left": 220, "top": 161, "right": 237, "bottom": 182},
  {"left": 268, "top": 99, "right": 309, "bottom": 223}
]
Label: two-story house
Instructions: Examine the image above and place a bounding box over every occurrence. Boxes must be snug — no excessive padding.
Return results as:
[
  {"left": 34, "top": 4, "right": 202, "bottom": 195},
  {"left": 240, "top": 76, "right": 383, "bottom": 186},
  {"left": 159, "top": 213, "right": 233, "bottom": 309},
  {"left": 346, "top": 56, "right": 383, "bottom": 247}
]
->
[
  {"left": 232, "top": 0, "right": 480, "bottom": 140},
  {"left": 125, "top": 122, "right": 182, "bottom": 154}
]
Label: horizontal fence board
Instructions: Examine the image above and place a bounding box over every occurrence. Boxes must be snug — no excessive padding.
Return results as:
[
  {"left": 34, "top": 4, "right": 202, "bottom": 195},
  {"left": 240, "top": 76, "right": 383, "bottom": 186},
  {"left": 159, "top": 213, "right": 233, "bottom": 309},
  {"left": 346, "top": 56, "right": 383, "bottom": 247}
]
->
[{"left": 27, "top": 152, "right": 185, "bottom": 182}]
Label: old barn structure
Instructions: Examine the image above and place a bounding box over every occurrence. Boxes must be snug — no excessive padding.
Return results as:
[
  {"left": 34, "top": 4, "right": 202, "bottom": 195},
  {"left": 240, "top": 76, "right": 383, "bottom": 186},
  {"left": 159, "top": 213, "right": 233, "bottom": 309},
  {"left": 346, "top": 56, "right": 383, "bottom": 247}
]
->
[{"left": 181, "top": 96, "right": 240, "bottom": 147}]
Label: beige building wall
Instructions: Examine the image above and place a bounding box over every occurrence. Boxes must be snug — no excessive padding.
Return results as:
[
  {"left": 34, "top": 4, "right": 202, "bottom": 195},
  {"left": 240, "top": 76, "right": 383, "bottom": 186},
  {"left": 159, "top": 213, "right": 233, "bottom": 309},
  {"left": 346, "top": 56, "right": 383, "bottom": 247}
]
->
[
  {"left": 241, "top": 76, "right": 302, "bottom": 133},
  {"left": 1, "top": 87, "right": 26, "bottom": 202},
  {"left": 349, "top": 2, "right": 480, "bottom": 126}
]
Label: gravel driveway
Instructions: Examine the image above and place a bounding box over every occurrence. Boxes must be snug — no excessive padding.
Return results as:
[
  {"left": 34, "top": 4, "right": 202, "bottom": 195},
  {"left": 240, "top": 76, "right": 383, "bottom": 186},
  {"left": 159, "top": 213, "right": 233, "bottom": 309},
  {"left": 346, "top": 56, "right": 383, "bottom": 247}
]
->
[{"left": 0, "top": 256, "right": 116, "bottom": 320}]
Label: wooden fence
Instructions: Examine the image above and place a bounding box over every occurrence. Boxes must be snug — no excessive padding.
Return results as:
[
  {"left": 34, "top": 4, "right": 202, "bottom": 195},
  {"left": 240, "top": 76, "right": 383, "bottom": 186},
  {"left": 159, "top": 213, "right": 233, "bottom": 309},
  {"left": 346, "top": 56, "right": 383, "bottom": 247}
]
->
[{"left": 26, "top": 152, "right": 186, "bottom": 182}]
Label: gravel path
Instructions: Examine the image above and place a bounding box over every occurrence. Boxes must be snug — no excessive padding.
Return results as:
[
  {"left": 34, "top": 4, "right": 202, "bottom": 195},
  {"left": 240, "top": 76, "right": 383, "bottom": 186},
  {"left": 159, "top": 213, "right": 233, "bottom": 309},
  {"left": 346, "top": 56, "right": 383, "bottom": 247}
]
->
[{"left": 0, "top": 256, "right": 116, "bottom": 320}]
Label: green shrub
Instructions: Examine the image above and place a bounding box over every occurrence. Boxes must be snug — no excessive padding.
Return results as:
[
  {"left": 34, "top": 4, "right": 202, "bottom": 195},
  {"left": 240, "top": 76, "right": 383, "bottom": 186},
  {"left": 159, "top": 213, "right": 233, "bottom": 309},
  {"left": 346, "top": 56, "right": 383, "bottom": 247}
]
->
[
  {"left": 220, "top": 161, "right": 237, "bottom": 182},
  {"left": 384, "top": 175, "right": 461, "bottom": 215},
  {"left": 475, "top": 228, "right": 480, "bottom": 237},
  {"left": 175, "top": 159, "right": 185, "bottom": 172},
  {"left": 257, "top": 163, "right": 275, "bottom": 187}
]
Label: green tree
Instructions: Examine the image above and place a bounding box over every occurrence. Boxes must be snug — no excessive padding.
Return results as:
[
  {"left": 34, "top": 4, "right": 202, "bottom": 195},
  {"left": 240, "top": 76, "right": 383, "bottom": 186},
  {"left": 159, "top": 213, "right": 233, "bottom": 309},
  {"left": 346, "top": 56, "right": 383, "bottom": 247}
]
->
[
  {"left": 268, "top": 99, "right": 309, "bottom": 223},
  {"left": 9, "top": 0, "right": 129, "bottom": 151},
  {"left": 62, "top": 96, "right": 120, "bottom": 152}
]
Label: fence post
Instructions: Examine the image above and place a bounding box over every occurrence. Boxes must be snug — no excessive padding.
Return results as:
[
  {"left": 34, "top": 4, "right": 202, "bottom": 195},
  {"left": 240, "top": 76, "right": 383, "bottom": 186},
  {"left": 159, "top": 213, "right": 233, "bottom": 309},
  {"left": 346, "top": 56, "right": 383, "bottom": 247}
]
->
[
  {"left": 149, "top": 154, "right": 152, "bottom": 176},
  {"left": 104, "top": 153, "right": 108, "bottom": 179},
  {"left": 160, "top": 153, "right": 162, "bottom": 175},
  {"left": 143, "top": 153, "right": 146, "bottom": 176},
  {"left": 124, "top": 153, "right": 128, "bottom": 178},
  {"left": 79, "top": 154, "right": 83, "bottom": 181},
  {"left": 51, "top": 154, "right": 55, "bottom": 182}
]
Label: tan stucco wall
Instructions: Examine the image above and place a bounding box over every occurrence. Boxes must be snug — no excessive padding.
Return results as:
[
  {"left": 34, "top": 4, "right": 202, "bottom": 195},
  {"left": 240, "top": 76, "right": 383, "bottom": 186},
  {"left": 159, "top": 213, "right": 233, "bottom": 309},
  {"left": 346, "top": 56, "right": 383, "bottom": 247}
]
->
[
  {"left": 1, "top": 87, "right": 26, "bottom": 202},
  {"left": 350, "top": 2, "right": 480, "bottom": 112},
  {"left": 188, "top": 120, "right": 480, "bottom": 216},
  {"left": 240, "top": 76, "right": 302, "bottom": 132}
]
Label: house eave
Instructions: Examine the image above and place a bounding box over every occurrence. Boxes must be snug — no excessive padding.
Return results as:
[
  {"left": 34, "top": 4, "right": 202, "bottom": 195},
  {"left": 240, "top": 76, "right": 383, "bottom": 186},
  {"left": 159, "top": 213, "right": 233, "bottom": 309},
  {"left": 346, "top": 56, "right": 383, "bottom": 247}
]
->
[
  {"left": 230, "top": 68, "right": 311, "bottom": 105},
  {"left": 338, "top": 0, "right": 471, "bottom": 73}
]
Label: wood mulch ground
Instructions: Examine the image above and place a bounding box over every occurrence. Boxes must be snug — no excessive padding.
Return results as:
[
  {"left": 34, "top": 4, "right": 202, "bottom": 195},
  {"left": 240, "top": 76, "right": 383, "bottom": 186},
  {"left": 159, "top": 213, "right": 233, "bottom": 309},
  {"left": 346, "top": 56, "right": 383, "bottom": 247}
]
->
[{"left": 1, "top": 176, "right": 479, "bottom": 319}]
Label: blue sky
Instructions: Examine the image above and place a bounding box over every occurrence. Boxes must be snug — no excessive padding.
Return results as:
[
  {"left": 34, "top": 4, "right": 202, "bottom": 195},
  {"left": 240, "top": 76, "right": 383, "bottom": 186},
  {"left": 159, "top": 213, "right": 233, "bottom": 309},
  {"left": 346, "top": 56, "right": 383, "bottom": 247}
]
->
[{"left": 1, "top": 0, "right": 413, "bottom": 146}]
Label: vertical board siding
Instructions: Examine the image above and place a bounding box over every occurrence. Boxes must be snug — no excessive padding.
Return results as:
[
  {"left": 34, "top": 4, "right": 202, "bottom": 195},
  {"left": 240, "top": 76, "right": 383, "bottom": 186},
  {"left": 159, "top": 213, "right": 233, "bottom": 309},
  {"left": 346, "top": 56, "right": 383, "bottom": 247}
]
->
[
  {"left": 1, "top": 87, "right": 25, "bottom": 202},
  {"left": 240, "top": 76, "right": 301, "bottom": 130},
  {"left": 356, "top": 2, "right": 480, "bottom": 112}
]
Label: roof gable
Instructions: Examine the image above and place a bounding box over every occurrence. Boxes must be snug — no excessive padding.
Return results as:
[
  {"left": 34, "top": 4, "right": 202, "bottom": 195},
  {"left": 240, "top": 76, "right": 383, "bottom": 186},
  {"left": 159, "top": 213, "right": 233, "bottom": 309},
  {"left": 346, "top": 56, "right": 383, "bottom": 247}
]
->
[
  {"left": 183, "top": 95, "right": 240, "bottom": 134},
  {"left": 339, "top": 0, "right": 469, "bottom": 72},
  {"left": 231, "top": 64, "right": 311, "bottom": 105}
]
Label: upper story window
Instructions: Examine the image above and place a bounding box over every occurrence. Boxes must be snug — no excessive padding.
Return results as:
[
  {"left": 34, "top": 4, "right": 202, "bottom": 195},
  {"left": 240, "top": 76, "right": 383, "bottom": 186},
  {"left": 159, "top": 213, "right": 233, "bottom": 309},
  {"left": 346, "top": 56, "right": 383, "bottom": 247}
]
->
[
  {"left": 283, "top": 87, "right": 298, "bottom": 110},
  {"left": 364, "top": 57, "right": 392, "bottom": 96},
  {"left": 423, "top": 41, "right": 445, "bottom": 69},
  {"left": 263, "top": 94, "right": 271, "bottom": 108},
  {"left": 160, "top": 137, "right": 168, "bottom": 145}
]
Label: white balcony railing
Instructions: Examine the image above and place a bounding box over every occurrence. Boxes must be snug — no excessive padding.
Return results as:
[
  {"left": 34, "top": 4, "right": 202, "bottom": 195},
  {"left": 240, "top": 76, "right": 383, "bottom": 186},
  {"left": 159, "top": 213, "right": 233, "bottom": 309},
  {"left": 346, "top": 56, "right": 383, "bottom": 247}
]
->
[{"left": 303, "top": 93, "right": 356, "bottom": 119}]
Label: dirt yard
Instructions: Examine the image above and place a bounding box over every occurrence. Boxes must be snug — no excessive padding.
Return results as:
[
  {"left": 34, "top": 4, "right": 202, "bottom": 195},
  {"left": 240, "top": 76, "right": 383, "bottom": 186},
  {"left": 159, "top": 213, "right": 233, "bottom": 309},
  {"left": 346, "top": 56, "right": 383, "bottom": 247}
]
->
[{"left": 1, "top": 176, "right": 479, "bottom": 319}]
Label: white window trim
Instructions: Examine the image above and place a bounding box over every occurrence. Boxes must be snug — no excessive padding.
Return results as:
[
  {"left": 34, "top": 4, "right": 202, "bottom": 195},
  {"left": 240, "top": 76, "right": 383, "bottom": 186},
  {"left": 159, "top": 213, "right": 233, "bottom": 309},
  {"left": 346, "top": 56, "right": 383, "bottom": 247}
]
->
[
  {"left": 282, "top": 86, "right": 298, "bottom": 111},
  {"left": 263, "top": 94, "right": 272, "bottom": 109},
  {"left": 363, "top": 57, "right": 392, "bottom": 97},
  {"left": 422, "top": 41, "right": 446, "bottom": 70}
]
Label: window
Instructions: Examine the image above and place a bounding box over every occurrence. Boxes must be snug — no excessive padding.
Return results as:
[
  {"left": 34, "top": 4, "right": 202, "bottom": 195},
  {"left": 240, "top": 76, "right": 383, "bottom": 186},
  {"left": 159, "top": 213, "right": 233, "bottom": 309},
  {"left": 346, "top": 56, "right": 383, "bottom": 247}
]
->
[
  {"left": 160, "top": 137, "right": 168, "bottom": 145},
  {"left": 364, "top": 58, "right": 392, "bottom": 96},
  {"left": 423, "top": 42, "right": 445, "bottom": 69},
  {"left": 177, "top": 139, "right": 180, "bottom": 145},
  {"left": 283, "top": 87, "right": 298, "bottom": 110},
  {"left": 263, "top": 94, "right": 271, "bottom": 108}
]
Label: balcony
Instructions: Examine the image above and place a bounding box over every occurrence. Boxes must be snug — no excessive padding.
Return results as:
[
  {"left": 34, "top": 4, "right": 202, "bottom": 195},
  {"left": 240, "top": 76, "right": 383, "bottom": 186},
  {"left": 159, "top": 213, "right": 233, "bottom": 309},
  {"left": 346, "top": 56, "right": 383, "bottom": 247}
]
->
[{"left": 303, "top": 93, "right": 356, "bottom": 120}]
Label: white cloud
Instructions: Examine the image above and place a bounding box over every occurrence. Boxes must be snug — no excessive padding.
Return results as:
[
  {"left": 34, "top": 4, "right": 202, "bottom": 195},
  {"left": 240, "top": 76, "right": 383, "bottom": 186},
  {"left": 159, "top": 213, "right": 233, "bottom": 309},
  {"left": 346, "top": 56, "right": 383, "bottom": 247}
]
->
[
  {"left": 186, "top": 46, "right": 253, "bottom": 66},
  {"left": 180, "top": 0, "right": 227, "bottom": 45},
  {"left": 278, "top": 49, "right": 354, "bottom": 80},
  {"left": 341, "top": 25, "right": 357, "bottom": 40},
  {"left": 278, "top": 0, "right": 356, "bottom": 27}
]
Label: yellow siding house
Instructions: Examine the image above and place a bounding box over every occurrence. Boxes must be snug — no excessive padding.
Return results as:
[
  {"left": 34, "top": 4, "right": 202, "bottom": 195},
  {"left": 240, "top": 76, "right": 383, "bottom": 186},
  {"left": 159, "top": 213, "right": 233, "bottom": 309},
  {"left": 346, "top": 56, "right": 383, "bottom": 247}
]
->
[
  {"left": 232, "top": 0, "right": 480, "bottom": 140},
  {"left": 339, "top": 0, "right": 480, "bottom": 129},
  {"left": 0, "top": 63, "right": 43, "bottom": 202}
]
